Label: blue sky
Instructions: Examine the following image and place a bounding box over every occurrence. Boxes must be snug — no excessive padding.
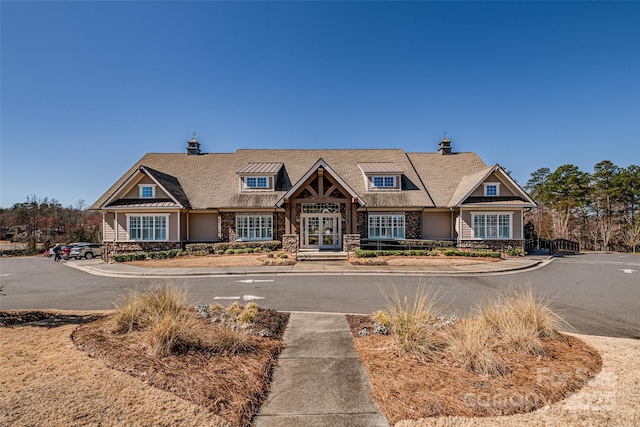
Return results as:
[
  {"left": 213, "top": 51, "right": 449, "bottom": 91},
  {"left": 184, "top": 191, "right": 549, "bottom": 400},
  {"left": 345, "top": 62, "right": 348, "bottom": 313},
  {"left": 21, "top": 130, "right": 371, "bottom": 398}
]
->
[{"left": 1, "top": 1, "right": 638, "bottom": 209}]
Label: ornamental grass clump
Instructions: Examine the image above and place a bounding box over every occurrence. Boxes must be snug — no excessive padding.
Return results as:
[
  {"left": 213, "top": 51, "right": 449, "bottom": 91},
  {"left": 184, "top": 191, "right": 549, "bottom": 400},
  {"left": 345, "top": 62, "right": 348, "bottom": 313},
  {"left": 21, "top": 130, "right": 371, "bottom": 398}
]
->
[
  {"left": 385, "top": 286, "right": 442, "bottom": 362},
  {"left": 112, "top": 285, "right": 187, "bottom": 333},
  {"left": 445, "top": 318, "right": 507, "bottom": 376},
  {"left": 477, "top": 290, "right": 563, "bottom": 356}
]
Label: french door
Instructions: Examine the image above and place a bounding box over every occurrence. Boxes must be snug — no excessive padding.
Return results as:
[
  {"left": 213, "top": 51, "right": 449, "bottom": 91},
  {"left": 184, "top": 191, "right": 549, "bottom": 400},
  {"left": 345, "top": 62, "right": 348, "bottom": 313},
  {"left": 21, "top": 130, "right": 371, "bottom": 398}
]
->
[{"left": 301, "top": 215, "right": 341, "bottom": 249}]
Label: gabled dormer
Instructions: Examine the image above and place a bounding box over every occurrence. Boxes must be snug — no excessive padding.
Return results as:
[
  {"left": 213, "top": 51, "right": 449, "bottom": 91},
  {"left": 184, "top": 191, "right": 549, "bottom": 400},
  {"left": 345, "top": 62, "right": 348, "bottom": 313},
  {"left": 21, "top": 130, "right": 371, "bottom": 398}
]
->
[
  {"left": 358, "top": 163, "right": 404, "bottom": 191},
  {"left": 236, "top": 162, "right": 283, "bottom": 192}
]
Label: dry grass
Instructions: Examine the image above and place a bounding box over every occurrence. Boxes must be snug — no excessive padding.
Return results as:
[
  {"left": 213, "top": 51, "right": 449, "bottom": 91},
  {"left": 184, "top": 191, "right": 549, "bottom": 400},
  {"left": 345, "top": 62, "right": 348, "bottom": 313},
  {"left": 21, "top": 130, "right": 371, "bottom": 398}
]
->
[
  {"left": 477, "top": 290, "right": 564, "bottom": 356},
  {"left": 72, "top": 304, "right": 289, "bottom": 426},
  {"left": 112, "top": 285, "right": 187, "bottom": 333},
  {"left": 346, "top": 289, "right": 603, "bottom": 424},
  {"left": 445, "top": 318, "right": 507, "bottom": 376},
  {"left": 385, "top": 286, "right": 443, "bottom": 362}
]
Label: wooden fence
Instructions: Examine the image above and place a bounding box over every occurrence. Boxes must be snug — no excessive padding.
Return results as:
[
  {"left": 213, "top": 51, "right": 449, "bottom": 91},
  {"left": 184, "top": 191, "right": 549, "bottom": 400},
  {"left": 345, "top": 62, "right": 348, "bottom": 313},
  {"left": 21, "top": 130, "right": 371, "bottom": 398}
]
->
[{"left": 525, "top": 238, "right": 580, "bottom": 255}]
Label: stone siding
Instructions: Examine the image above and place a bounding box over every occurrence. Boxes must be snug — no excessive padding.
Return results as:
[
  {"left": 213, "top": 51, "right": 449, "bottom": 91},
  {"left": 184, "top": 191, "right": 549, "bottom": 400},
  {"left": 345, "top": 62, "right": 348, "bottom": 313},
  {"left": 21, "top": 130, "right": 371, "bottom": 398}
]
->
[
  {"left": 405, "top": 211, "right": 421, "bottom": 239},
  {"left": 282, "top": 234, "right": 299, "bottom": 253},
  {"left": 343, "top": 234, "right": 361, "bottom": 253},
  {"left": 220, "top": 212, "right": 236, "bottom": 242}
]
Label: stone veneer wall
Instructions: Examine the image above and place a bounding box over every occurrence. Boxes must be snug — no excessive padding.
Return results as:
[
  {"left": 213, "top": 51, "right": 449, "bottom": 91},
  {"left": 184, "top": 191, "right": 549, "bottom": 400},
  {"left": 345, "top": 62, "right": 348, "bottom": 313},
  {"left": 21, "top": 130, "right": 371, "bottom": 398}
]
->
[
  {"left": 102, "top": 241, "right": 182, "bottom": 262},
  {"left": 343, "top": 234, "right": 361, "bottom": 253},
  {"left": 405, "top": 211, "right": 421, "bottom": 240},
  {"left": 276, "top": 212, "right": 285, "bottom": 241},
  {"left": 220, "top": 213, "right": 236, "bottom": 242},
  {"left": 282, "top": 234, "right": 299, "bottom": 253},
  {"left": 458, "top": 239, "right": 525, "bottom": 253},
  {"left": 357, "top": 212, "right": 367, "bottom": 238}
]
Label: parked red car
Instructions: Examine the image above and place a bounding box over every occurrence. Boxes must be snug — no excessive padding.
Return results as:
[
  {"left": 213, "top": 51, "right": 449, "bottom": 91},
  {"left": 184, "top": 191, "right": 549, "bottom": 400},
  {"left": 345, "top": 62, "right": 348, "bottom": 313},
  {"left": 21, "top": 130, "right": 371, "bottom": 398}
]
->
[{"left": 44, "top": 242, "right": 90, "bottom": 259}]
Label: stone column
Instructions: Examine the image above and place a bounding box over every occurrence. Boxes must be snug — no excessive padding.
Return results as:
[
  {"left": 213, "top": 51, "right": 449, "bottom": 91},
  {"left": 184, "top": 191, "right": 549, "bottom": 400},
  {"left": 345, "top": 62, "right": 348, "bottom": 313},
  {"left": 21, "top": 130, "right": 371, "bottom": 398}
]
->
[
  {"left": 343, "top": 234, "right": 361, "bottom": 253},
  {"left": 282, "top": 234, "right": 299, "bottom": 253}
]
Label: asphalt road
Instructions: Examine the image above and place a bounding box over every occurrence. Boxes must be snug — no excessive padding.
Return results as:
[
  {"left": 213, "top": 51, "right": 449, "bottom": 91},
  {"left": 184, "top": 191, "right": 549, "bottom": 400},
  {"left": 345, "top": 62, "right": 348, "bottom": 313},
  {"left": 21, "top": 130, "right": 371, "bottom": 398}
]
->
[{"left": 1, "top": 253, "right": 638, "bottom": 339}]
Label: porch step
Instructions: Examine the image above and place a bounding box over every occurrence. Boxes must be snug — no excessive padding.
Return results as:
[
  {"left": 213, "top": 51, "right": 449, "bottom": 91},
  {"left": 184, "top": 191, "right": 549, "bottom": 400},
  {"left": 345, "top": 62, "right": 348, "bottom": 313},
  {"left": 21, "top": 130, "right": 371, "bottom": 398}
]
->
[{"left": 296, "top": 251, "right": 349, "bottom": 262}]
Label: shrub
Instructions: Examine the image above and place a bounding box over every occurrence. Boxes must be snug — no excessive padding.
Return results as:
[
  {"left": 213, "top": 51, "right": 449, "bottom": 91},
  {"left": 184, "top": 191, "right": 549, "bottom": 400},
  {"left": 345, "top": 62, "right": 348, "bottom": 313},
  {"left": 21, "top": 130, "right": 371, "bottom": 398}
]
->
[
  {"left": 234, "top": 249, "right": 244, "bottom": 254},
  {"left": 239, "top": 302, "right": 259, "bottom": 323},
  {"left": 278, "top": 252, "right": 288, "bottom": 259},
  {"left": 227, "top": 301, "right": 243, "bottom": 316},
  {"left": 225, "top": 248, "right": 235, "bottom": 255},
  {"left": 266, "top": 253, "right": 274, "bottom": 258},
  {"left": 385, "top": 286, "right": 442, "bottom": 362},
  {"left": 206, "top": 327, "right": 256, "bottom": 356},
  {"left": 185, "top": 240, "right": 282, "bottom": 255},
  {"left": 505, "top": 246, "right": 523, "bottom": 256},
  {"left": 372, "top": 310, "right": 392, "bottom": 327},
  {"left": 147, "top": 310, "right": 199, "bottom": 357},
  {"left": 216, "top": 250, "right": 225, "bottom": 255}
]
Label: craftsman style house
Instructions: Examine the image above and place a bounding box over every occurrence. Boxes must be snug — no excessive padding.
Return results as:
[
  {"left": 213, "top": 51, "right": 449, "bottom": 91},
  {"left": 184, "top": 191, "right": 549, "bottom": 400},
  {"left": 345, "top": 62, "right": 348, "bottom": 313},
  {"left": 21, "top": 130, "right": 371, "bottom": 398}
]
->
[{"left": 92, "top": 137, "right": 536, "bottom": 258}]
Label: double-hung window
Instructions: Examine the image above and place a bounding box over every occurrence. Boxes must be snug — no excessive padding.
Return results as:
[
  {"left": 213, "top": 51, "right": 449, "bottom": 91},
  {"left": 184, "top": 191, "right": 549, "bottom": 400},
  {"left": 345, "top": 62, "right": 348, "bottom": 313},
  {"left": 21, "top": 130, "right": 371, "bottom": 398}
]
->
[
  {"left": 128, "top": 215, "right": 168, "bottom": 241},
  {"left": 368, "top": 214, "right": 405, "bottom": 239},
  {"left": 236, "top": 215, "right": 272, "bottom": 240},
  {"left": 472, "top": 213, "right": 511, "bottom": 239}
]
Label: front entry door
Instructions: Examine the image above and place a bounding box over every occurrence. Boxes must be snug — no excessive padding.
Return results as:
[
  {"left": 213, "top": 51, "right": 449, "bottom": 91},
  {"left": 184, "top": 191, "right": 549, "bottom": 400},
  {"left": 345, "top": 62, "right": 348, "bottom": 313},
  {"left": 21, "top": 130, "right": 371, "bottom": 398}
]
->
[{"left": 302, "top": 215, "right": 340, "bottom": 249}]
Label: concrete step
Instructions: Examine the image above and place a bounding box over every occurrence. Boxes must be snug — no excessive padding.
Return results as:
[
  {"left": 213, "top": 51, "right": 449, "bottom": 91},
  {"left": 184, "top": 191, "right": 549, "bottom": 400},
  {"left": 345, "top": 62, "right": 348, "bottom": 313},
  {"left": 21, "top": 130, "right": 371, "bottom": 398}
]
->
[{"left": 297, "top": 251, "right": 349, "bottom": 261}]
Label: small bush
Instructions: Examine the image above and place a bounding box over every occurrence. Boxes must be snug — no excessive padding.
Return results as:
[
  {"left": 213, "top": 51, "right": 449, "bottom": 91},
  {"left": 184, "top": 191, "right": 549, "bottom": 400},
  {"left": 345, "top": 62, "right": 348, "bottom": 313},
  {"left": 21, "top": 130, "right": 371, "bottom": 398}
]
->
[
  {"left": 266, "top": 253, "right": 274, "bottom": 258},
  {"left": 278, "top": 252, "right": 288, "bottom": 259},
  {"left": 207, "top": 327, "right": 256, "bottom": 356},
  {"left": 147, "top": 310, "right": 199, "bottom": 357},
  {"left": 234, "top": 249, "right": 244, "bottom": 254},
  {"left": 372, "top": 310, "right": 392, "bottom": 327},
  {"left": 227, "top": 301, "right": 243, "bottom": 316},
  {"left": 225, "top": 248, "right": 235, "bottom": 255},
  {"left": 216, "top": 250, "right": 225, "bottom": 255},
  {"left": 505, "top": 246, "right": 523, "bottom": 256},
  {"left": 239, "top": 302, "right": 259, "bottom": 323}
]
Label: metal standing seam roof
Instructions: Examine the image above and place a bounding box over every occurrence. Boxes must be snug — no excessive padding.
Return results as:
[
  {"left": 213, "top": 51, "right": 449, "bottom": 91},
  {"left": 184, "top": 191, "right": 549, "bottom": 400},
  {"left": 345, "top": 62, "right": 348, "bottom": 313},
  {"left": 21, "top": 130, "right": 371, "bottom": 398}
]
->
[
  {"left": 357, "top": 162, "right": 405, "bottom": 174},
  {"left": 236, "top": 162, "right": 284, "bottom": 174}
]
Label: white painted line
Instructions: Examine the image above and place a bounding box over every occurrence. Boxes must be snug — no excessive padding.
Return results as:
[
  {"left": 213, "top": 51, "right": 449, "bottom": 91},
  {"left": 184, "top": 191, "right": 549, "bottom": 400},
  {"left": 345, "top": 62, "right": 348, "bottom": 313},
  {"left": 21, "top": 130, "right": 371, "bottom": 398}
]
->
[
  {"left": 212, "top": 296, "right": 241, "bottom": 300},
  {"left": 621, "top": 269, "right": 636, "bottom": 274},
  {"left": 235, "top": 279, "right": 274, "bottom": 283},
  {"left": 0, "top": 273, "right": 11, "bottom": 277},
  {"left": 242, "top": 295, "right": 266, "bottom": 301}
]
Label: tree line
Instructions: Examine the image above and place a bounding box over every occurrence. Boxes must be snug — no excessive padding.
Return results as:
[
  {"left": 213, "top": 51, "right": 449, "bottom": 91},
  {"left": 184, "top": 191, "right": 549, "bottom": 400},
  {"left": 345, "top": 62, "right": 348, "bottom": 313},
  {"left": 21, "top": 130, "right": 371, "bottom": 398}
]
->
[
  {"left": 524, "top": 161, "right": 640, "bottom": 252},
  {"left": 0, "top": 195, "right": 102, "bottom": 254}
]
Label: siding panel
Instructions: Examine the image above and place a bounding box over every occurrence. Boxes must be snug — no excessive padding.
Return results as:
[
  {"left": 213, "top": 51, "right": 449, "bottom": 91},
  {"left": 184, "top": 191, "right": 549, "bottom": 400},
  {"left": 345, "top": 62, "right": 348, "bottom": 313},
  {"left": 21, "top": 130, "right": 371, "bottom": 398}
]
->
[
  {"left": 189, "top": 213, "right": 219, "bottom": 242},
  {"left": 422, "top": 211, "right": 452, "bottom": 239}
]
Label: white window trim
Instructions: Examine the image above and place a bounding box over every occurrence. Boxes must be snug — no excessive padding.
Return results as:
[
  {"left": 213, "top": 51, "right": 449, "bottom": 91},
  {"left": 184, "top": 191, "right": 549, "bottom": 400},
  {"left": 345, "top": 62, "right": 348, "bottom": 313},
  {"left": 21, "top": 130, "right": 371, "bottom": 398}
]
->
[
  {"left": 367, "top": 174, "right": 400, "bottom": 191},
  {"left": 235, "top": 214, "right": 273, "bottom": 241},
  {"left": 139, "top": 184, "right": 156, "bottom": 198},
  {"left": 368, "top": 213, "right": 406, "bottom": 240},
  {"left": 240, "top": 175, "right": 274, "bottom": 191},
  {"left": 471, "top": 212, "right": 513, "bottom": 239},
  {"left": 126, "top": 214, "right": 170, "bottom": 241},
  {"left": 483, "top": 182, "right": 501, "bottom": 197}
]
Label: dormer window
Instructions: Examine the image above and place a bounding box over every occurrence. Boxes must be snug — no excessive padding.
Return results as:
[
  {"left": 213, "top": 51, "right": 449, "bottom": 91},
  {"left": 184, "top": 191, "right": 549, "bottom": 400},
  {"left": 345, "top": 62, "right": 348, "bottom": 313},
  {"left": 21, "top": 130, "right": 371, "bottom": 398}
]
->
[
  {"left": 237, "top": 162, "right": 283, "bottom": 192},
  {"left": 246, "top": 177, "right": 268, "bottom": 188},
  {"left": 358, "top": 163, "right": 403, "bottom": 192},
  {"left": 139, "top": 184, "right": 156, "bottom": 198},
  {"left": 484, "top": 183, "right": 500, "bottom": 197},
  {"left": 373, "top": 176, "right": 396, "bottom": 188}
]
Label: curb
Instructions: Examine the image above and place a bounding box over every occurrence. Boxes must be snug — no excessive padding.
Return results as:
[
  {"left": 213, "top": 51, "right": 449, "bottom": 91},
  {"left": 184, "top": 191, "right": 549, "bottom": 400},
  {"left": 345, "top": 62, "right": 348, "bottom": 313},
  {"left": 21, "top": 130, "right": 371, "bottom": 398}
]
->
[{"left": 65, "top": 257, "right": 553, "bottom": 278}]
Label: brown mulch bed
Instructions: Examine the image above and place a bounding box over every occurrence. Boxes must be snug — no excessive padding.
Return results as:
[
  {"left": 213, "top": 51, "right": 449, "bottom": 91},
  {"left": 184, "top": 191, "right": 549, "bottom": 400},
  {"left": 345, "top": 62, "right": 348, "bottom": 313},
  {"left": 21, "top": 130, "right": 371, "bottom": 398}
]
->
[
  {"left": 346, "top": 315, "right": 602, "bottom": 425},
  {"left": 71, "top": 308, "right": 289, "bottom": 427}
]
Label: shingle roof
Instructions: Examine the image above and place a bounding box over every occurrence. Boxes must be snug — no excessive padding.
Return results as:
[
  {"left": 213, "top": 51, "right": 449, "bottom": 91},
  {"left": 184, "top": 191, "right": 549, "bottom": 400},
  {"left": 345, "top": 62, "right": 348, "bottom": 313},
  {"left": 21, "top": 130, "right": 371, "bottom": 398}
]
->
[
  {"left": 92, "top": 149, "right": 532, "bottom": 211},
  {"left": 407, "top": 152, "right": 489, "bottom": 207},
  {"left": 107, "top": 199, "right": 180, "bottom": 208}
]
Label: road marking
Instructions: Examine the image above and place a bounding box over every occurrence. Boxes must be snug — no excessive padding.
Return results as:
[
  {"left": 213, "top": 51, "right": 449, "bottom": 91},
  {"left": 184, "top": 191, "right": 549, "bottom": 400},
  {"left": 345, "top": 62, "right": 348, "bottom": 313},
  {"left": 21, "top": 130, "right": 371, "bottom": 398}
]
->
[
  {"left": 212, "top": 295, "right": 266, "bottom": 301},
  {"left": 621, "top": 269, "right": 636, "bottom": 274},
  {"left": 235, "top": 279, "right": 274, "bottom": 283},
  {"left": 0, "top": 273, "right": 10, "bottom": 277}
]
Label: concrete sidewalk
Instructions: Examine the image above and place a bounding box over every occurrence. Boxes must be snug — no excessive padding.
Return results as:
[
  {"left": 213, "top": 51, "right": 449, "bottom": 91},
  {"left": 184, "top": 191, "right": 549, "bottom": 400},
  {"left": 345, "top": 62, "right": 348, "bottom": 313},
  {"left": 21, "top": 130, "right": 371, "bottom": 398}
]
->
[
  {"left": 253, "top": 312, "right": 390, "bottom": 427},
  {"left": 65, "top": 255, "right": 552, "bottom": 278}
]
